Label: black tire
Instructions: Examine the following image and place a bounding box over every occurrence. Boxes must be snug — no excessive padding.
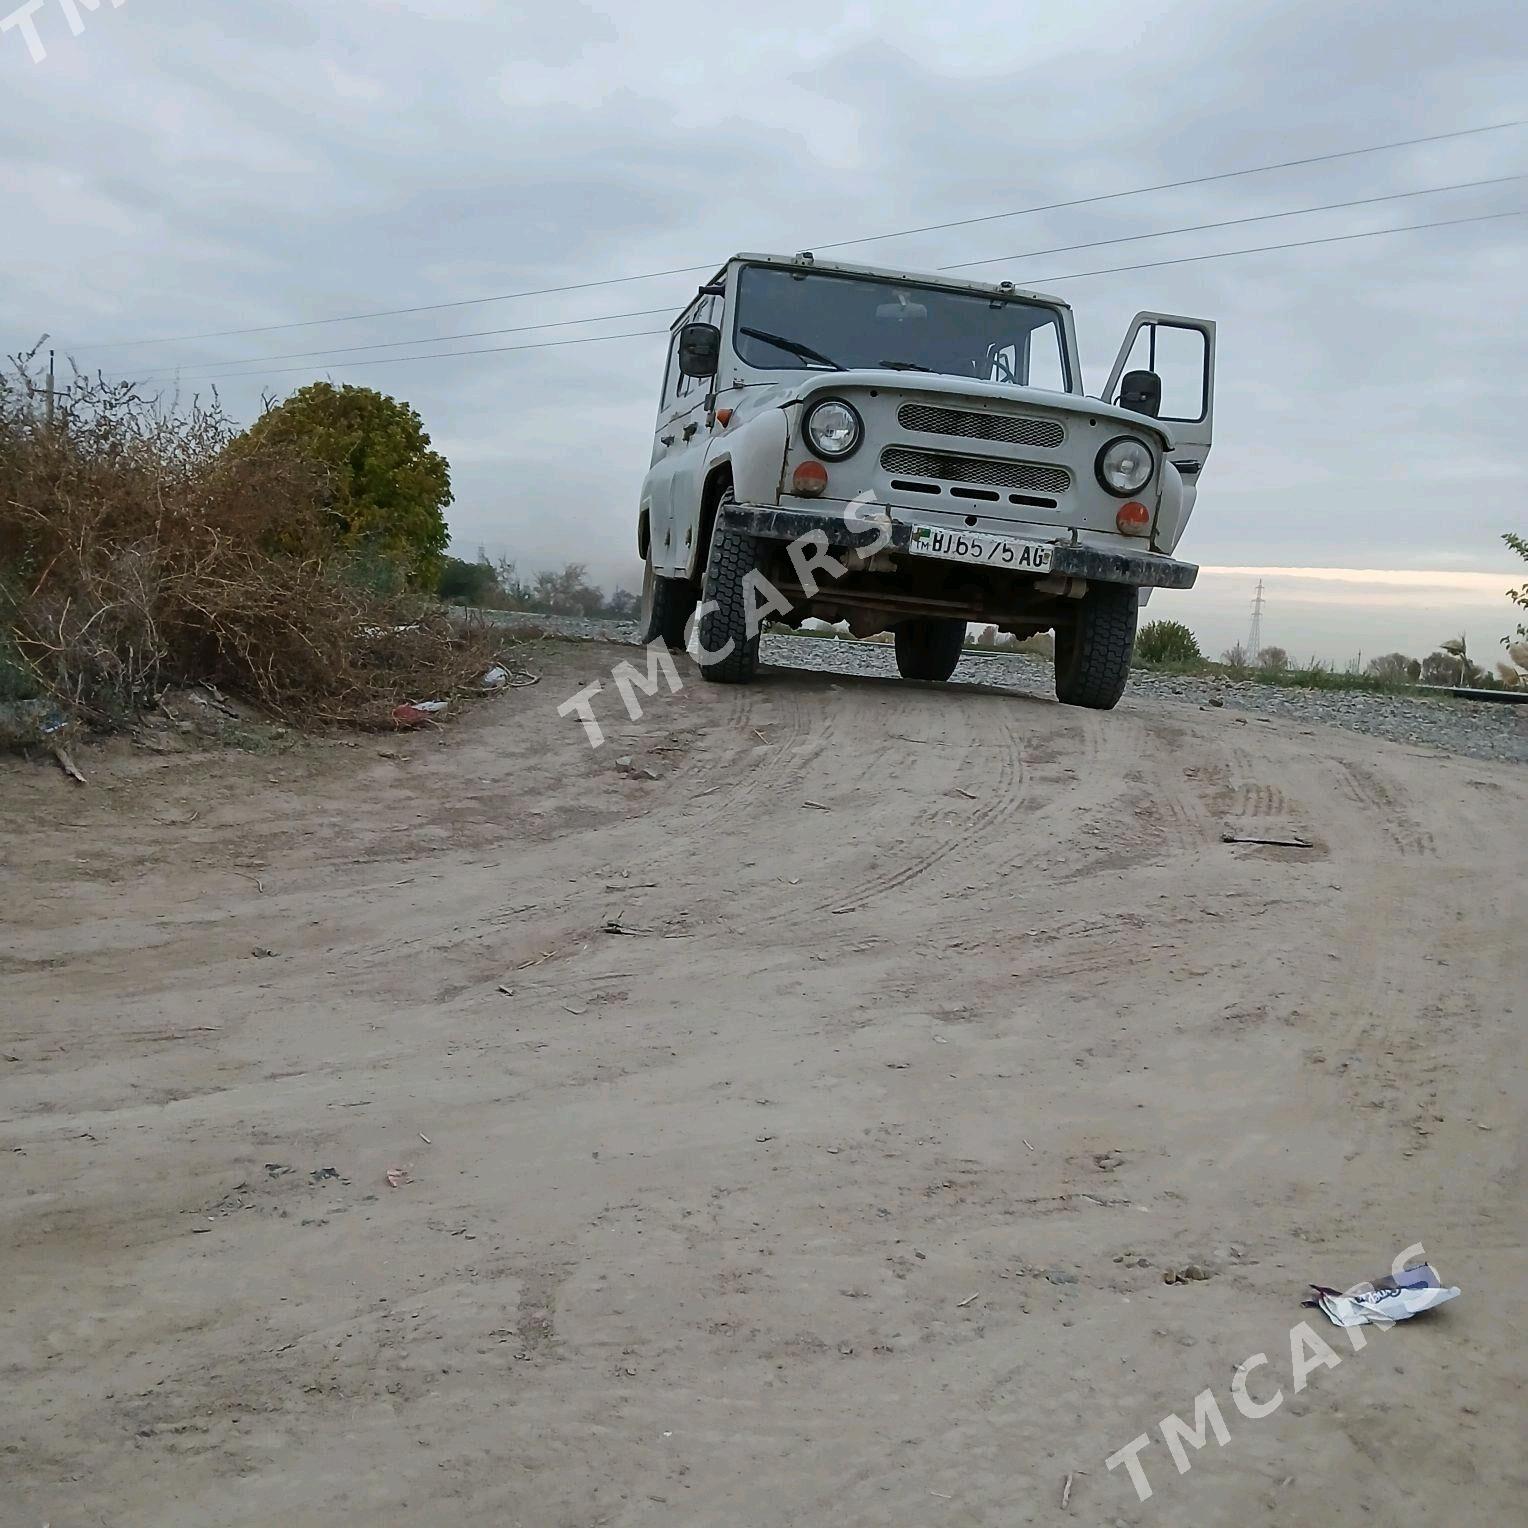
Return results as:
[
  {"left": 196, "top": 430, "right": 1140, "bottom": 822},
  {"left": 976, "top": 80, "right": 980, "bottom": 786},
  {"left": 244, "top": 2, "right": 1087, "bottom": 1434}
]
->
[
  {"left": 697, "top": 492, "right": 766, "bottom": 684},
  {"left": 894, "top": 617, "right": 967, "bottom": 682},
  {"left": 1054, "top": 583, "right": 1138, "bottom": 709},
  {"left": 636, "top": 554, "right": 696, "bottom": 650}
]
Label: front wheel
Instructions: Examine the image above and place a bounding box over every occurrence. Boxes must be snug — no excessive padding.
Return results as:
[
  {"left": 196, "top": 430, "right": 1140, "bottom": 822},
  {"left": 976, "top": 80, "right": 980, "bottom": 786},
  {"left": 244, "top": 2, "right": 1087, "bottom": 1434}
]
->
[
  {"left": 894, "top": 617, "right": 966, "bottom": 681},
  {"left": 636, "top": 554, "right": 696, "bottom": 650},
  {"left": 696, "top": 492, "right": 766, "bottom": 684},
  {"left": 1053, "top": 583, "right": 1138, "bottom": 710}
]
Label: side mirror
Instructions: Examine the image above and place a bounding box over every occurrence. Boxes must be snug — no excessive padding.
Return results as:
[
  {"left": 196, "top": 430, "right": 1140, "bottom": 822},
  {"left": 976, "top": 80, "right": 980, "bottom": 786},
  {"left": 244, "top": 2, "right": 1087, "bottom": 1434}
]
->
[
  {"left": 677, "top": 322, "right": 721, "bottom": 378},
  {"left": 1118, "top": 369, "right": 1162, "bottom": 418}
]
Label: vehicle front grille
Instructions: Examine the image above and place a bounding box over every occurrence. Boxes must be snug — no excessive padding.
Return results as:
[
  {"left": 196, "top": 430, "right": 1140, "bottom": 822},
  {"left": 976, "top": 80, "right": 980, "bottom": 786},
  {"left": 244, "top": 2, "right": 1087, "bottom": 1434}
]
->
[
  {"left": 880, "top": 446, "right": 1072, "bottom": 495},
  {"left": 897, "top": 402, "right": 1065, "bottom": 449}
]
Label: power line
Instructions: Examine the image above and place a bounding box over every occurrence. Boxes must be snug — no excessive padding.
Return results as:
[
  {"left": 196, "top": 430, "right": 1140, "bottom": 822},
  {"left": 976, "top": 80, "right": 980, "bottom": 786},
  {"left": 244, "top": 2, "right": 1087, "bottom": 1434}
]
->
[
  {"left": 1016, "top": 206, "right": 1525, "bottom": 286},
  {"left": 937, "top": 173, "right": 1525, "bottom": 271},
  {"left": 74, "top": 119, "right": 1525, "bottom": 352},
  {"left": 84, "top": 270, "right": 716, "bottom": 353},
  {"left": 145, "top": 208, "right": 1525, "bottom": 386},
  {"left": 127, "top": 306, "right": 679, "bottom": 379},
  {"left": 125, "top": 174, "right": 1523, "bottom": 380},
  {"left": 817, "top": 120, "right": 1526, "bottom": 253},
  {"left": 134, "top": 326, "right": 671, "bottom": 385}
]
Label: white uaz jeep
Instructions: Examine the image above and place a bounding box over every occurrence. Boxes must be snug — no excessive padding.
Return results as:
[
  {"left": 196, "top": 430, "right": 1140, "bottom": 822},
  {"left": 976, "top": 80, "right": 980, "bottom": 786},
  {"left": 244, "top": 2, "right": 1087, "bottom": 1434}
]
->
[{"left": 636, "top": 251, "right": 1214, "bottom": 709}]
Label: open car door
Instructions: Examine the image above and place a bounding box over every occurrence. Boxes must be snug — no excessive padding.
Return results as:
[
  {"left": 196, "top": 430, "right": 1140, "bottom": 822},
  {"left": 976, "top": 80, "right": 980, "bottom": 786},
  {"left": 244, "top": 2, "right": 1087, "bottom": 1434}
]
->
[{"left": 1104, "top": 313, "right": 1216, "bottom": 482}]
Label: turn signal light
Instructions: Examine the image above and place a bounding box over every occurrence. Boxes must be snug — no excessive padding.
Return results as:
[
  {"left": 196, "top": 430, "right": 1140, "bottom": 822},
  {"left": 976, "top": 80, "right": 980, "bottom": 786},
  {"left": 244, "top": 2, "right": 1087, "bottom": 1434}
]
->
[
  {"left": 714, "top": 408, "right": 733, "bottom": 426},
  {"left": 1115, "top": 500, "right": 1151, "bottom": 536},
  {"left": 791, "top": 461, "right": 829, "bottom": 498}
]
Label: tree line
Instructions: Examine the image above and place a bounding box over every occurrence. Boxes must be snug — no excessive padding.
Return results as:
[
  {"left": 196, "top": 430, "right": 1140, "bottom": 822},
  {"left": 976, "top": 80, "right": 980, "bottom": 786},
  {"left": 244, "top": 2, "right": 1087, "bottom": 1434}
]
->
[
  {"left": 1134, "top": 617, "right": 1528, "bottom": 689},
  {"left": 437, "top": 553, "right": 639, "bottom": 621}
]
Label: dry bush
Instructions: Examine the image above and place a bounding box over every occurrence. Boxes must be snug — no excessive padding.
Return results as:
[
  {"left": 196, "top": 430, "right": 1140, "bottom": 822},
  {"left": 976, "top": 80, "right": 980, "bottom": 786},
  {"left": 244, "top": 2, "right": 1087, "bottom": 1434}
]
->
[{"left": 0, "top": 355, "right": 505, "bottom": 729}]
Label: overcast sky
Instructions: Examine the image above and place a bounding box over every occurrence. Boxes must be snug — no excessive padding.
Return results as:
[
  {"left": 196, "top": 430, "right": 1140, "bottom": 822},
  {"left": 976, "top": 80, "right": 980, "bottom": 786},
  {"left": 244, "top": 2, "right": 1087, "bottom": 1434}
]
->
[{"left": 4, "top": 0, "right": 1525, "bottom": 661}]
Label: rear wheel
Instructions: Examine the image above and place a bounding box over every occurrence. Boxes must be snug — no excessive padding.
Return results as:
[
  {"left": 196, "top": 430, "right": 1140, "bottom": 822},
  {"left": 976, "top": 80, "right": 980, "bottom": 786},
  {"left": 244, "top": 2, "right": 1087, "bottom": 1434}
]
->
[
  {"left": 1054, "top": 583, "right": 1138, "bottom": 709},
  {"left": 697, "top": 492, "right": 765, "bottom": 684},
  {"left": 636, "top": 553, "right": 696, "bottom": 650},
  {"left": 894, "top": 617, "right": 966, "bottom": 682}
]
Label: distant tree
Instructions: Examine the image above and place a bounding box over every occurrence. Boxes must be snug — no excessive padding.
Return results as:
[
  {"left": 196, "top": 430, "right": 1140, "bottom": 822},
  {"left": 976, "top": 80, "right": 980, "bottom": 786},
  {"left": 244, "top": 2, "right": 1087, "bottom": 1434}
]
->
[
  {"left": 525, "top": 562, "right": 605, "bottom": 616},
  {"left": 236, "top": 382, "right": 451, "bottom": 586},
  {"left": 1256, "top": 645, "right": 1289, "bottom": 672},
  {"left": 531, "top": 569, "right": 561, "bottom": 610},
  {"left": 1420, "top": 648, "right": 1484, "bottom": 686},
  {"left": 437, "top": 555, "right": 499, "bottom": 605},
  {"left": 1435, "top": 636, "right": 1485, "bottom": 686},
  {"left": 1366, "top": 652, "right": 1421, "bottom": 683},
  {"left": 1135, "top": 619, "right": 1201, "bottom": 665},
  {"left": 493, "top": 557, "right": 533, "bottom": 607},
  {"left": 1220, "top": 642, "right": 1250, "bottom": 671},
  {"left": 483, "top": 559, "right": 645, "bottom": 618}
]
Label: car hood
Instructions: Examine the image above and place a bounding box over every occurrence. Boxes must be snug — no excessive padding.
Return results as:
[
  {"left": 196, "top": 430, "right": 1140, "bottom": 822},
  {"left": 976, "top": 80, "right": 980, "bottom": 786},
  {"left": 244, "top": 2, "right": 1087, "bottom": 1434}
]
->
[{"left": 768, "top": 370, "right": 1174, "bottom": 448}]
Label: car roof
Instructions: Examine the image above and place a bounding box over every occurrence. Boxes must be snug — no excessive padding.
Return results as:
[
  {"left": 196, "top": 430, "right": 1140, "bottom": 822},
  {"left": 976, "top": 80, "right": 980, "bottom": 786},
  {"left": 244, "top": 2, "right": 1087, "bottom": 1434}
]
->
[{"left": 725, "top": 251, "right": 1069, "bottom": 310}]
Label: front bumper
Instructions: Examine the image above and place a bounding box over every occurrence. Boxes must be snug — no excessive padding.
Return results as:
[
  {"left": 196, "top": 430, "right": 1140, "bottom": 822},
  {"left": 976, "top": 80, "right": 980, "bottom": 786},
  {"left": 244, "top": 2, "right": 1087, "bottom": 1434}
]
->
[{"left": 719, "top": 504, "right": 1198, "bottom": 590}]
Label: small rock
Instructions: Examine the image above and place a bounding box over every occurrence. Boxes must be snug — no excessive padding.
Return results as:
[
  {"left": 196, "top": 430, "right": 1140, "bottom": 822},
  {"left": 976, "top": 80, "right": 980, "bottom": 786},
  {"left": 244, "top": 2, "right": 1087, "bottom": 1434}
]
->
[{"left": 1044, "top": 1268, "right": 1078, "bottom": 1285}]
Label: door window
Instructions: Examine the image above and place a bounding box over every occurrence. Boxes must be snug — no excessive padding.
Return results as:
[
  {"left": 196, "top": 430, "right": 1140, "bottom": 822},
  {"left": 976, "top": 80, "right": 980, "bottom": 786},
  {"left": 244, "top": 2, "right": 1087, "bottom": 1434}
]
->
[
  {"left": 664, "top": 294, "right": 718, "bottom": 409},
  {"left": 1116, "top": 322, "right": 1208, "bottom": 422}
]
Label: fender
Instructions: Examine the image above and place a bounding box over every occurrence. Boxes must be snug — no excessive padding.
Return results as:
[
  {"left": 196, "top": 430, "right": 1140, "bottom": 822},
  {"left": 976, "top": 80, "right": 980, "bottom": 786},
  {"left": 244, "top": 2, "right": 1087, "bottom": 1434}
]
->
[{"left": 683, "top": 405, "right": 790, "bottom": 579}]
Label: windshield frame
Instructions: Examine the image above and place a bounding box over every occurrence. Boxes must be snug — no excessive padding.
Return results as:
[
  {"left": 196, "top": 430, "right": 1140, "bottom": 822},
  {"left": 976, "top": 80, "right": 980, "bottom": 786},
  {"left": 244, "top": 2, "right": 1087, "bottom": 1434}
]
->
[{"left": 728, "top": 262, "right": 1076, "bottom": 394}]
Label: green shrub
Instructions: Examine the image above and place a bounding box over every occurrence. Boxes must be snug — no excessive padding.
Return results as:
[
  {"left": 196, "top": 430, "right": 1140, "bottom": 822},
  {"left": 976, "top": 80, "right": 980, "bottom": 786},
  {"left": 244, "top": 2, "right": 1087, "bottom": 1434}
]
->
[
  {"left": 234, "top": 382, "right": 451, "bottom": 588},
  {"left": 1136, "top": 618, "right": 1202, "bottom": 665}
]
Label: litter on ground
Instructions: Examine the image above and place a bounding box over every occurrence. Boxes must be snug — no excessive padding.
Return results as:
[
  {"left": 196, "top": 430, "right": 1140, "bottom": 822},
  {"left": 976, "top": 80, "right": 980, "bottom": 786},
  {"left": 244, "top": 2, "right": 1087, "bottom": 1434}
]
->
[{"left": 1306, "top": 1263, "right": 1460, "bottom": 1327}]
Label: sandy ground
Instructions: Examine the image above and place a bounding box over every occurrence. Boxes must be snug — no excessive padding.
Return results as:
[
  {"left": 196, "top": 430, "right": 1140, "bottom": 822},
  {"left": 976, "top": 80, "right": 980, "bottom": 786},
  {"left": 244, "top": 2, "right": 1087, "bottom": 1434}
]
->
[{"left": 2, "top": 643, "right": 1524, "bottom": 1527}]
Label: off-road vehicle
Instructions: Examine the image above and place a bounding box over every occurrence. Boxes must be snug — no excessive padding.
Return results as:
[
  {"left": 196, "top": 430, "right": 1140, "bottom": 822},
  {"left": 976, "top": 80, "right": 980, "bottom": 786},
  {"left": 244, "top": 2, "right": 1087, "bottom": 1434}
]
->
[{"left": 636, "top": 251, "right": 1214, "bottom": 709}]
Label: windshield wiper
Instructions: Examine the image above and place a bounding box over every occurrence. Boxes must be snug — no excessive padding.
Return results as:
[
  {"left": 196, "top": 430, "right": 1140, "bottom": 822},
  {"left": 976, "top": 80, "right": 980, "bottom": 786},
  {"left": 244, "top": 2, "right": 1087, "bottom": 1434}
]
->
[
  {"left": 879, "top": 359, "right": 932, "bottom": 372},
  {"left": 739, "top": 326, "right": 844, "bottom": 370}
]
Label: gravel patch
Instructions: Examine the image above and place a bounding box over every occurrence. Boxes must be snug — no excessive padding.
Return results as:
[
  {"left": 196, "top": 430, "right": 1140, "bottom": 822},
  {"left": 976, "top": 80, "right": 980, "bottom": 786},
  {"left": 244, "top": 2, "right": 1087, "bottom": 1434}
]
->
[{"left": 482, "top": 610, "right": 1527, "bottom": 767}]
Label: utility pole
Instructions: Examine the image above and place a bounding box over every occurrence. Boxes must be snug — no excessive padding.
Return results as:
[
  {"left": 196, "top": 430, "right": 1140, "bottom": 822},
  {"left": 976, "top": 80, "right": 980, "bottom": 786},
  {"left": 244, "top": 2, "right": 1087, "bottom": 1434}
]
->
[
  {"left": 46, "top": 349, "right": 55, "bottom": 428},
  {"left": 1247, "top": 578, "right": 1265, "bottom": 659}
]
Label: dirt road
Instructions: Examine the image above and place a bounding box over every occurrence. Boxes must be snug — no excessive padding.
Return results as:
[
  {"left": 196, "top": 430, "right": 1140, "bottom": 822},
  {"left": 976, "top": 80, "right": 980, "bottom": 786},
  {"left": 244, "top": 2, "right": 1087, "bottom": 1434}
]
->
[{"left": 3, "top": 644, "right": 1524, "bottom": 1526}]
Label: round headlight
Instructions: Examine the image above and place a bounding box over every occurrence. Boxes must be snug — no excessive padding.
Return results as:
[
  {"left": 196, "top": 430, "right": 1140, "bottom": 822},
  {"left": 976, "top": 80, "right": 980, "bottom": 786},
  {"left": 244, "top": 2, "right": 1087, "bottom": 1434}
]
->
[
  {"left": 805, "top": 399, "right": 862, "bottom": 460},
  {"left": 1096, "top": 436, "right": 1154, "bottom": 496}
]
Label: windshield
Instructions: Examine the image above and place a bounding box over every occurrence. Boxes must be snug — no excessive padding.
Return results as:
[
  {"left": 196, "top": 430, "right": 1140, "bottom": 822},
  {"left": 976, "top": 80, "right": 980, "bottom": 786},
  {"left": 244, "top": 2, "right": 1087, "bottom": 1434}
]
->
[{"left": 733, "top": 265, "right": 1070, "bottom": 391}]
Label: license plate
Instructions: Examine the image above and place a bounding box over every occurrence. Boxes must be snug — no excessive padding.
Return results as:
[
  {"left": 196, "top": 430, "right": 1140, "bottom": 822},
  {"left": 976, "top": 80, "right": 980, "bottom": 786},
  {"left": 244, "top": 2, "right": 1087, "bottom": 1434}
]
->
[{"left": 908, "top": 525, "right": 1054, "bottom": 572}]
